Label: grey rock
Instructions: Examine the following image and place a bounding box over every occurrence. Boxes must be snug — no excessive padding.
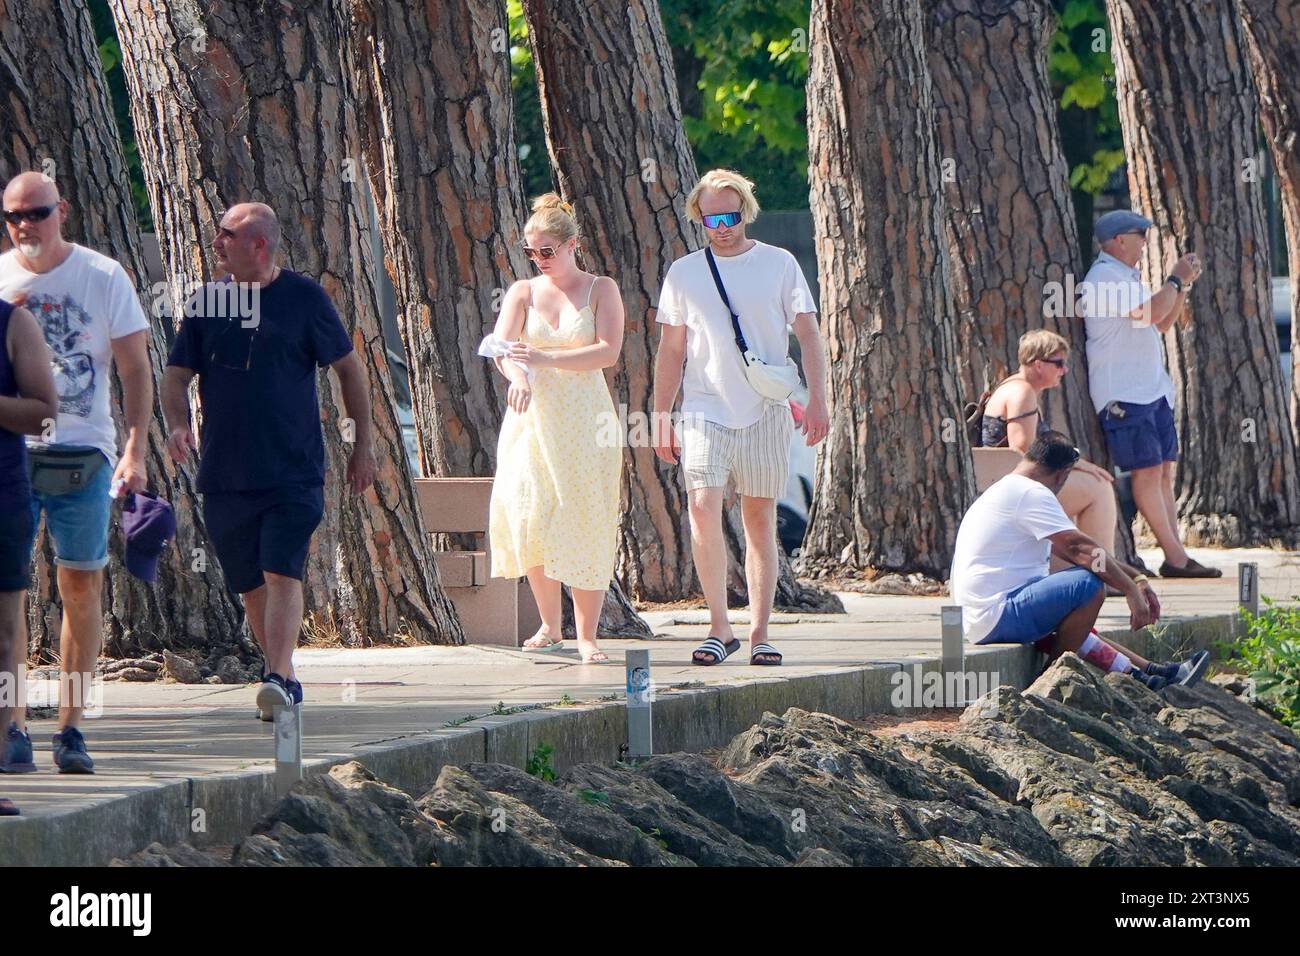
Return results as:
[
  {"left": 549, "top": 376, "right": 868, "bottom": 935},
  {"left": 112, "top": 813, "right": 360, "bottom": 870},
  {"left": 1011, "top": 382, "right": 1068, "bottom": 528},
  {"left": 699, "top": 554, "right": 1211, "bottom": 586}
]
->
[{"left": 162, "top": 649, "right": 203, "bottom": 684}]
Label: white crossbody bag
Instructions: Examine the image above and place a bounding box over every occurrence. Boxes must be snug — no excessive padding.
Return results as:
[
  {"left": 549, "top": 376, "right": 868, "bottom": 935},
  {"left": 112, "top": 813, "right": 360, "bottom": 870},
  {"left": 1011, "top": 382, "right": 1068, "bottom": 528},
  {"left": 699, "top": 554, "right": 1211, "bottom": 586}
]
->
[{"left": 704, "top": 247, "right": 801, "bottom": 402}]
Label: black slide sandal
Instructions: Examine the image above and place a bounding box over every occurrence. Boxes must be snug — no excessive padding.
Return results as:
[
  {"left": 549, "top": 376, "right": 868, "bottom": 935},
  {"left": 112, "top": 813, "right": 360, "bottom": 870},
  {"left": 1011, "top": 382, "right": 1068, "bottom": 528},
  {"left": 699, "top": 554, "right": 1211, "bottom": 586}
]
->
[{"left": 692, "top": 637, "right": 741, "bottom": 665}]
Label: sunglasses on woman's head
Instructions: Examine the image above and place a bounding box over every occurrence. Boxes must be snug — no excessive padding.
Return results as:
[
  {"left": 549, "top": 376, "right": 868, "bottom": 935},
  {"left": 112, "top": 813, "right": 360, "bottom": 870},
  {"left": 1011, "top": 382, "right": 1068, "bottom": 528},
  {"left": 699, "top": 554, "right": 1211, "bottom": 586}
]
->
[
  {"left": 700, "top": 210, "right": 742, "bottom": 230},
  {"left": 521, "top": 242, "right": 558, "bottom": 261},
  {"left": 2, "top": 205, "right": 56, "bottom": 226}
]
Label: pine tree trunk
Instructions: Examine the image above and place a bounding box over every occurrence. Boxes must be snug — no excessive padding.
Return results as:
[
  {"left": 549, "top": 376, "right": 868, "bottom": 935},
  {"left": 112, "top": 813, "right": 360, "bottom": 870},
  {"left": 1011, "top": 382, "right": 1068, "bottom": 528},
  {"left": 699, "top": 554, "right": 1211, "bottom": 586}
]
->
[
  {"left": 342, "top": 0, "right": 529, "bottom": 479},
  {"left": 520, "top": 0, "right": 840, "bottom": 612},
  {"left": 1106, "top": 0, "right": 1300, "bottom": 545},
  {"left": 0, "top": 0, "right": 243, "bottom": 661},
  {"left": 107, "top": 0, "right": 463, "bottom": 645},
  {"left": 1238, "top": 0, "right": 1300, "bottom": 448},
  {"left": 802, "top": 0, "right": 975, "bottom": 585},
  {"left": 923, "top": 0, "right": 1102, "bottom": 457},
  {"left": 922, "top": 0, "right": 1139, "bottom": 562}
]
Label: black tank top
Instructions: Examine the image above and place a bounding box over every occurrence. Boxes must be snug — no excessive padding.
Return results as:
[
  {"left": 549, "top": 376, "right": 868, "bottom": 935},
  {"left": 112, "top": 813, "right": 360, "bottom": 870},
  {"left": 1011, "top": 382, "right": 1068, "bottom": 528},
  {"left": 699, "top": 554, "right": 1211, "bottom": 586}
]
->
[{"left": 0, "top": 299, "right": 32, "bottom": 510}]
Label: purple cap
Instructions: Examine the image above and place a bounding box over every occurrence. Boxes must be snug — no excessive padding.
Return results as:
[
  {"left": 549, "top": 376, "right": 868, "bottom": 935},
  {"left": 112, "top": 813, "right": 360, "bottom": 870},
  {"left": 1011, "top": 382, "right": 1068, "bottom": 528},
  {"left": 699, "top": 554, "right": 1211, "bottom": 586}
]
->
[{"left": 120, "top": 492, "right": 177, "bottom": 583}]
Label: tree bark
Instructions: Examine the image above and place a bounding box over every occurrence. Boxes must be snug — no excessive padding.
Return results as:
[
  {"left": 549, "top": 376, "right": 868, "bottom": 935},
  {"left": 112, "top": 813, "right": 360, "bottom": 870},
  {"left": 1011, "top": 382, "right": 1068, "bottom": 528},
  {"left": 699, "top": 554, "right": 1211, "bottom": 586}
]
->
[
  {"left": 343, "top": 0, "right": 530, "bottom": 479},
  {"left": 802, "top": 0, "right": 975, "bottom": 583},
  {"left": 922, "top": 0, "right": 1139, "bottom": 562},
  {"left": 108, "top": 0, "right": 463, "bottom": 645},
  {"left": 1106, "top": 0, "right": 1300, "bottom": 545},
  {"left": 923, "top": 0, "right": 1102, "bottom": 457},
  {"left": 0, "top": 0, "right": 243, "bottom": 661},
  {"left": 1237, "top": 0, "right": 1300, "bottom": 447},
  {"left": 520, "top": 0, "right": 840, "bottom": 612}
]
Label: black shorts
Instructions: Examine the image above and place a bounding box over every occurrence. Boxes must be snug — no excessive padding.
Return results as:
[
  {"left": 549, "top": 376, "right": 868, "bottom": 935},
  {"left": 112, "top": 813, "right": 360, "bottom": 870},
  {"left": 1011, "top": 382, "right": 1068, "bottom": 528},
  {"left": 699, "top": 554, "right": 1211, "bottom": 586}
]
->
[
  {"left": 0, "top": 505, "right": 35, "bottom": 592},
  {"left": 202, "top": 485, "right": 324, "bottom": 594}
]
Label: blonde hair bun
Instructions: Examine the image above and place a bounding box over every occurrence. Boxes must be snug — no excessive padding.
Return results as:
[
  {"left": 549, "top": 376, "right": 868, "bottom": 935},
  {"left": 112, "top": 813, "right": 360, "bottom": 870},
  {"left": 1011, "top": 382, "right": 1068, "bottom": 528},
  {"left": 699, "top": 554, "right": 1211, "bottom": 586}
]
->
[{"left": 526, "top": 193, "right": 580, "bottom": 243}]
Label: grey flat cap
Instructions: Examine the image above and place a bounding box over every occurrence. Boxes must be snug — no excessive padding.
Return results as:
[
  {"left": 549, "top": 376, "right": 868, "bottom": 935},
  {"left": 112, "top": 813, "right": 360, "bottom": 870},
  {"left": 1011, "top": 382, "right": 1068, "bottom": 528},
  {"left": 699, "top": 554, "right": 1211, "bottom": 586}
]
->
[{"left": 1094, "top": 209, "right": 1153, "bottom": 243}]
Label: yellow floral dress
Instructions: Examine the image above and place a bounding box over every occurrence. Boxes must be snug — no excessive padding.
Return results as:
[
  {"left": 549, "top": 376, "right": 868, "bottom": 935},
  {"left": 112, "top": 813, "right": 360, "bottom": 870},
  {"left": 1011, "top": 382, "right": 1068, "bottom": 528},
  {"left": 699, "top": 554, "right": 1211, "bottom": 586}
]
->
[{"left": 489, "top": 278, "right": 622, "bottom": 591}]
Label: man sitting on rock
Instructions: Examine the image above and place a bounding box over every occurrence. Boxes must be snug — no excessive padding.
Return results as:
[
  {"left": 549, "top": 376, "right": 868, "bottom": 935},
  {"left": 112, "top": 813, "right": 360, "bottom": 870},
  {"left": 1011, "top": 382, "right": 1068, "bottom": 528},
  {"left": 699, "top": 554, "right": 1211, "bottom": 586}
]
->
[{"left": 951, "top": 431, "right": 1208, "bottom": 691}]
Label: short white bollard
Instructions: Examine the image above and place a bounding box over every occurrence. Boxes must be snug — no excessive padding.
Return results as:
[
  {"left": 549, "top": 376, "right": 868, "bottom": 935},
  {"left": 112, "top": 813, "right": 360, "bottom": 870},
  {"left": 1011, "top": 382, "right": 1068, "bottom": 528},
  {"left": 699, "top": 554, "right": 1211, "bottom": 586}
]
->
[
  {"left": 274, "top": 703, "right": 303, "bottom": 794},
  {"left": 1238, "top": 562, "right": 1259, "bottom": 618},
  {"left": 941, "top": 605, "right": 966, "bottom": 708},
  {"left": 625, "top": 649, "right": 653, "bottom": 761}
]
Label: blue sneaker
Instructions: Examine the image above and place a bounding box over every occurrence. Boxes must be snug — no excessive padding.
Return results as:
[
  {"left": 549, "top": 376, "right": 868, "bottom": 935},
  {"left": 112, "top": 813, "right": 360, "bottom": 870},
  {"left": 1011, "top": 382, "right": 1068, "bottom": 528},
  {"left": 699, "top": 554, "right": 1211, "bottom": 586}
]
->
[
  {"left": 52, "top": 726, "right": 95, "bottom": 774},
  {"left": 1, "top": 722, "right": 36, "bottom": 773},
  {"left": 286, "top": 678, "right": 303, "bottom": 707},
  {"left": 255, "top": 673, "right": 293, "bottom": 722}
]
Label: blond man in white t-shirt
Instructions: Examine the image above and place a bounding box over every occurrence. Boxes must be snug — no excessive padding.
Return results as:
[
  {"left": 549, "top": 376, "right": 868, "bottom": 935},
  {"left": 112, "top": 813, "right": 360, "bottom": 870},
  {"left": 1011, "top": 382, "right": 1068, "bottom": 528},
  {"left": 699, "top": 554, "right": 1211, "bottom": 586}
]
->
[{"left": 652, "top": 169, "right": 829, "bottom": 667}]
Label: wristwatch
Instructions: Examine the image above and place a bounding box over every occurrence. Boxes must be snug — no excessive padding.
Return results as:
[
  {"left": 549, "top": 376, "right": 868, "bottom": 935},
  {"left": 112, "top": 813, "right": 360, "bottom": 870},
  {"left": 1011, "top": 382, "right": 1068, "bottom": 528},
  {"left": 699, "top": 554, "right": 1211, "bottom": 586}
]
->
[
  {"left": 1132, "top": 574, "right": 1150, "bottom": 587},
  {"left": 1165, "top": 274, "right": 1185, "bottom": 293}
]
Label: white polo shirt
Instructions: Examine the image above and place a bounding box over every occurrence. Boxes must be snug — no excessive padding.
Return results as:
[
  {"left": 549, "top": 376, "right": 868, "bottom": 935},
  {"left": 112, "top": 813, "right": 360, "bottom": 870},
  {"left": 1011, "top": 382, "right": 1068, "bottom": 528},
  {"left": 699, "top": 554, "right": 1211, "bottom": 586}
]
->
[
  {"left": 656, "top": 240, "right": 816, "bottom": 429},
  {"left": 1079, "top": 251, "right": 1174, "bottom": 413}
]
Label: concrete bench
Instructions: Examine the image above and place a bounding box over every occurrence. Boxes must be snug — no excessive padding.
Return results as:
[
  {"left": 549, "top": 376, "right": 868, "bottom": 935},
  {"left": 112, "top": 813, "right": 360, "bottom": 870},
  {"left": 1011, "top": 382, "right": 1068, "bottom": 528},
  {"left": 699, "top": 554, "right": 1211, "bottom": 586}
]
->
[{"left": 413, "top": 477, "right": 540, "bottom": 647}]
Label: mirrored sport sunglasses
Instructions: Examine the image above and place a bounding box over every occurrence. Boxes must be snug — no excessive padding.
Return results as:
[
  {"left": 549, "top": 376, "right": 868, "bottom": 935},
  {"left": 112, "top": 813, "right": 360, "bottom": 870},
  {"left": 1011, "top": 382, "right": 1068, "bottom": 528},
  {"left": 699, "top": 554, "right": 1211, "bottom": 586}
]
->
[
  {"left": 521, "top": 242, "right": 560, "bottom": 261},
  {"left": 700, "top": 210, "right": 742, "bottom": 230},
  {"left": 2, "top": 205, "right": 57, "bottom": 226}
]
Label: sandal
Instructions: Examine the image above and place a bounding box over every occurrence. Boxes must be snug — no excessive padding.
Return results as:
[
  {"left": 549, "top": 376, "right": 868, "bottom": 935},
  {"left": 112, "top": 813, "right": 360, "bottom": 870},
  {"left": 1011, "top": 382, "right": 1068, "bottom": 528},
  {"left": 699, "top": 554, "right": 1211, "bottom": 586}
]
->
[
  {"left": 750, "top": 642, "right": 783, "bottom": 666},
  {"left": 522, "top": 631, "right": 564, "bottom": 651},
  {"left": 692, "top": 637, "right": 741, "bottom": 666}
]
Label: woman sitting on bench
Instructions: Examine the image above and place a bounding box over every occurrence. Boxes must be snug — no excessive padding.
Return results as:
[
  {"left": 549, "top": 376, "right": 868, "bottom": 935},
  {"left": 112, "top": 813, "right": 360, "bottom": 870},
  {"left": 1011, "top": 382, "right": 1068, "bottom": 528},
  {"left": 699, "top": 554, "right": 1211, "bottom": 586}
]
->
[{"left": 982, "top": 330, "right": 1117, "bottom": 555}]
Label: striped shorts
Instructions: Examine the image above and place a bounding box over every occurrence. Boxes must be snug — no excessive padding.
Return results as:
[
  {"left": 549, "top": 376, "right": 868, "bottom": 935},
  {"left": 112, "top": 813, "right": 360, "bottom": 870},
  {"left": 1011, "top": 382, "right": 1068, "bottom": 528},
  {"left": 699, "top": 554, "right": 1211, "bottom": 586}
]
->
[{"left": 681, "top": 402, "right": 793, "bottom": 498}]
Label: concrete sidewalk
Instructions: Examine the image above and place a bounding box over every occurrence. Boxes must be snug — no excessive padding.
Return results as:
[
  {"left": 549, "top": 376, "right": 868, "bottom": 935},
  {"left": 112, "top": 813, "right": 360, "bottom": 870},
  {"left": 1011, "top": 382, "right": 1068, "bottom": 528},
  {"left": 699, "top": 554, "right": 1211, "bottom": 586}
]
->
[{"left": 0, "top": 547, "right": 1295, "bottom": 865}]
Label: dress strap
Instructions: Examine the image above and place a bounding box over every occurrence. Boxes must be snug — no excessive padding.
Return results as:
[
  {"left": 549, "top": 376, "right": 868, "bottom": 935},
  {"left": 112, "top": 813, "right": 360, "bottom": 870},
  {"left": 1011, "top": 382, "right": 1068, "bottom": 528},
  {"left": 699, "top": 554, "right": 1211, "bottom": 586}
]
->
[{"left": 585, "top": 276, "right": 598, "bottom": 313}]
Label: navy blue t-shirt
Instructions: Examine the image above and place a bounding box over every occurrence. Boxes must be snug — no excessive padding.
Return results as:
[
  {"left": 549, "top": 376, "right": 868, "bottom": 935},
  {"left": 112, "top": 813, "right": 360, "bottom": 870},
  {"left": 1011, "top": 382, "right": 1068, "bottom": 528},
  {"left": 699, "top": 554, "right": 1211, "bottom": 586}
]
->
[{"left": 166, "top": 270, "right": 353, "bottom": 493}]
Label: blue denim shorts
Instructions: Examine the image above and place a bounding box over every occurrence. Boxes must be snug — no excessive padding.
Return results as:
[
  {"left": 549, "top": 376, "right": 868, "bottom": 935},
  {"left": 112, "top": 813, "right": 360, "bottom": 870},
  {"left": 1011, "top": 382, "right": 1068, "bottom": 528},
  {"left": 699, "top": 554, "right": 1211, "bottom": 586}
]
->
[
  {"left": 976, "top": 567, "right": 1104, "bottom": 645},
  {"left": 1099, "top": 398, "right": 1177, "bottom": 471},
  {"left": 26, "top": 450, "right": 113, "bottom": 571}
]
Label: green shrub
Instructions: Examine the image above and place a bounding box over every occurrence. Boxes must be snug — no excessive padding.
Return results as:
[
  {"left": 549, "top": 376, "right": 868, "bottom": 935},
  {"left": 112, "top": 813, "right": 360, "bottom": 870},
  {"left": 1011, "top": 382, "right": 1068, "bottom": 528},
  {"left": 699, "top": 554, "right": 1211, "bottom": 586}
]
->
[{"left": 1219, "top": 599, "right": 1300, "bottom": 731}]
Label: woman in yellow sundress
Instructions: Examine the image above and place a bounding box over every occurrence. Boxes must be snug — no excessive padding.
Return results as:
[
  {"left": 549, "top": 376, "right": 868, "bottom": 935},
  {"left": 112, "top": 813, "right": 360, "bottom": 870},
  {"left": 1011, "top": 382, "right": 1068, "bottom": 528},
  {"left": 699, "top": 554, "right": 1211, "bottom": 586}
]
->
[{"left": 484, "top": 194, "right": 624, "bottom": 663}]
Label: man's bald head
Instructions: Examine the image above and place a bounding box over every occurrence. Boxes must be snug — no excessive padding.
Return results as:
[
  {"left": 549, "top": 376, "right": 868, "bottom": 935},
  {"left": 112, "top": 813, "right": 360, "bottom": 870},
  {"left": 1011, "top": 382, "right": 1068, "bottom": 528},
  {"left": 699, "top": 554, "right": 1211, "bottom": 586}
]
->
[
  {"left": 3, "top": 171, "right": 69, "bottom": 266},
  {"left": 223, "top": 203, "right": 281, "bottom": 253},
  {"left": 213, "top": 202, "right": 282, "bottom": 282}
]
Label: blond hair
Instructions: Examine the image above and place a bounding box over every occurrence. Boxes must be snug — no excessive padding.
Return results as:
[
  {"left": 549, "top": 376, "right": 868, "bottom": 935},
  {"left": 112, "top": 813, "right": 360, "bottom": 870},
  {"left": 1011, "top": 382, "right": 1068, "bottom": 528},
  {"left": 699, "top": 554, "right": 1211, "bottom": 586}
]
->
[
  {"left": 685, "top": 168, "right": 761, "bottom": 224},
  {"left": 1018, "top": 329, "right": 1071, "bottom": 366},
  {"left": 525, "top": 192, "right": 580, "bottom": 245}
]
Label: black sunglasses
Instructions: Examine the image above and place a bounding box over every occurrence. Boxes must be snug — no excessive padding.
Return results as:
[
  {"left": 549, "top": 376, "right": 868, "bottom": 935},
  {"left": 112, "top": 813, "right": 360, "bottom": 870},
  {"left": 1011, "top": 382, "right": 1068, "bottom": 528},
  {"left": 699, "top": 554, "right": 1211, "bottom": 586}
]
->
[
  {"left": 3, "top": 205, "right": 57, "bottom": 226},
  {"left": 1040, "top": 357, "right": 1068, "bottom": 369}
]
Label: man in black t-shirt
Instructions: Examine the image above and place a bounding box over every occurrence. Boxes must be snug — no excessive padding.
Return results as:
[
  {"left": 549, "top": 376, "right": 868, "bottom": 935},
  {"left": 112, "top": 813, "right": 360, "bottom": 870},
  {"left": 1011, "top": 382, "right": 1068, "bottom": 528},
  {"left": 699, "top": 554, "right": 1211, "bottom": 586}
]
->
[{"left": 163, "top": 203, "right": 376, "bottom": 720}]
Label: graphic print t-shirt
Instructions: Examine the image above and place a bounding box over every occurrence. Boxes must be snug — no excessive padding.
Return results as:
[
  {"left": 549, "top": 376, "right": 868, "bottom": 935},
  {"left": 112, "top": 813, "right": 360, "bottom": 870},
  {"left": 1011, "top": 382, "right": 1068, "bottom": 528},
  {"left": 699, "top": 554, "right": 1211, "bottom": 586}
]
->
[{"left": 0, "top": 245, "right": 149, "bottom": 465}]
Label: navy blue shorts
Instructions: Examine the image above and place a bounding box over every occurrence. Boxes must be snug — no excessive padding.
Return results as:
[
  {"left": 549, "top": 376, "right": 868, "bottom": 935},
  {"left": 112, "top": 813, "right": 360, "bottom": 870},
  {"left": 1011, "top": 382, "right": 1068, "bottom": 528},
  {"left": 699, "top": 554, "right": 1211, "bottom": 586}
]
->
[
  {"left": 976, "top": 567, "right": 1104, "bottom": 645},
  {"left": 0, "top": 506, "right": 35, "bottom": 592},
  {"left": 203, "top": 485, "right": 324, "bottom": 594},
  {"left": 1099, "top": 398, "right": 1177, "bottom": 471}
]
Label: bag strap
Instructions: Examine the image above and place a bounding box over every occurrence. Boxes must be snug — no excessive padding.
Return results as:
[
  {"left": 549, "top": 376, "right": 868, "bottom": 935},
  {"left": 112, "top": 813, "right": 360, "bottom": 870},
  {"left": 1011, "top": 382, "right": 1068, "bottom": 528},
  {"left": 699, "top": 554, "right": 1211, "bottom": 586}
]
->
[{"left": 704, "top": 246, "right": 750, "bottom": 355}]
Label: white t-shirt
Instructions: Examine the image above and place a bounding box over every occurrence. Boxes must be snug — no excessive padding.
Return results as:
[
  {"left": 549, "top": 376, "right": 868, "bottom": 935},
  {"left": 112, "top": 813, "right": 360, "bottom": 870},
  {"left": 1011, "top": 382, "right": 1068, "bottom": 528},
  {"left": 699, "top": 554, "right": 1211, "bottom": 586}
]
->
[
  {"left": 1079, "top": 251, "right": 1174, "bottom": 413},
  {"left": 656, "top": 240, "right": 816, "bottom": 428},
  {"left": 0, "top": 244, "right": 149, "bottom": 464},
  {"left": 949, "top": 473, "right": 1076, "bottom": 642}
]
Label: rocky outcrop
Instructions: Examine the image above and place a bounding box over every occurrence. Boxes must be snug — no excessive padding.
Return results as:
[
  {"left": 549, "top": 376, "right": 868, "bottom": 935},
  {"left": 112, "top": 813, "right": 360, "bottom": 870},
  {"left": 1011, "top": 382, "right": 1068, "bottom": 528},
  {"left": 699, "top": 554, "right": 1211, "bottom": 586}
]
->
[{"left": 113, "top": 654, "right": 1300, "bottom": 866}]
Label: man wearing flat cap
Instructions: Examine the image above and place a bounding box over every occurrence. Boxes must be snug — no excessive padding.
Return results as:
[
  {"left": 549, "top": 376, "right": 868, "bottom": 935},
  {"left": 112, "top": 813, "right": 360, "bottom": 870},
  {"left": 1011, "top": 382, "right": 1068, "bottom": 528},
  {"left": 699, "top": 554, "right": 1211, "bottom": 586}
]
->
[{"left": 1078, "top": 209, "right": 1219, "bottom": 578}]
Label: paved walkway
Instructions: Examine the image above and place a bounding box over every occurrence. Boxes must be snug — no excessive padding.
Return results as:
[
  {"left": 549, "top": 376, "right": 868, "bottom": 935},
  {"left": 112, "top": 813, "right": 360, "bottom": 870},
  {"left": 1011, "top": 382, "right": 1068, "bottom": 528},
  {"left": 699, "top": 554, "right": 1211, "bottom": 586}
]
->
[{"left": 1, "top": 546, "right": 1295, "bottom": 854}]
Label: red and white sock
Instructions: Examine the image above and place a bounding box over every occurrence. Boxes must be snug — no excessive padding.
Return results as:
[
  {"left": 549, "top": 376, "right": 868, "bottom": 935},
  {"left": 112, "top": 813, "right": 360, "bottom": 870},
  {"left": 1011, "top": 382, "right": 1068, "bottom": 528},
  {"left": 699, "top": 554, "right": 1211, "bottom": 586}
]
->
[{"left": 1080, "top": 630, "right": 1132, "bottom": 674}]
